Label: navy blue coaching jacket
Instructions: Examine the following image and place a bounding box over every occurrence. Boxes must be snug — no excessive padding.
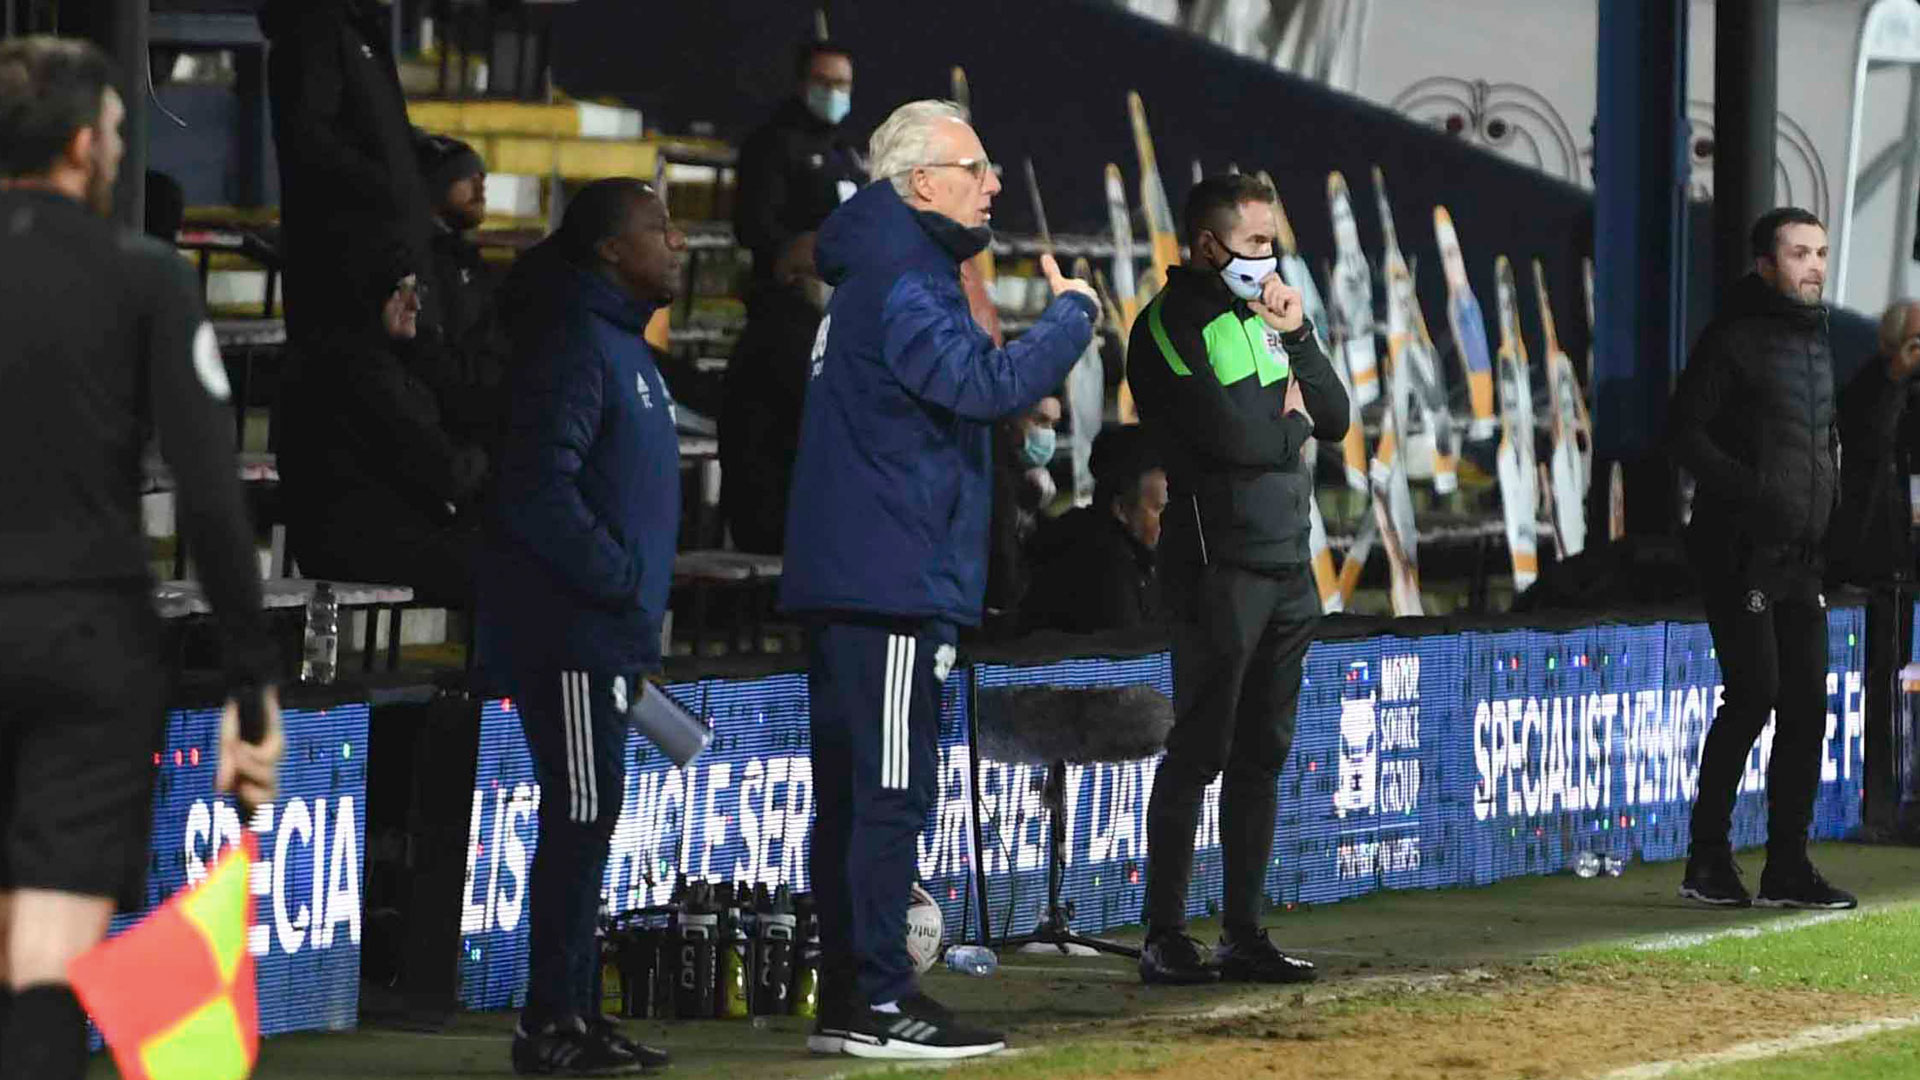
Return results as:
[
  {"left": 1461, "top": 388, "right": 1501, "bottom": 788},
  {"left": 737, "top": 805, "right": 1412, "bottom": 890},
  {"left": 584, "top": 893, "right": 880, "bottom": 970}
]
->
[
  {"left": 780, "top": 182, "right": 1098, "bottom": 626},
  {"left": 477, "top": 258, "right": 681, "bottom": 674}
]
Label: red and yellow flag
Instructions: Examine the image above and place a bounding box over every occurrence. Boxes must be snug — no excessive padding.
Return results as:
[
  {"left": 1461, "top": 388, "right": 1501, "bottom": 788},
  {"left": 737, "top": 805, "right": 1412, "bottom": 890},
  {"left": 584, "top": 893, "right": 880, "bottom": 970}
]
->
[{"left": 70, "top": 835, "right": 260, "bottom": 1080}]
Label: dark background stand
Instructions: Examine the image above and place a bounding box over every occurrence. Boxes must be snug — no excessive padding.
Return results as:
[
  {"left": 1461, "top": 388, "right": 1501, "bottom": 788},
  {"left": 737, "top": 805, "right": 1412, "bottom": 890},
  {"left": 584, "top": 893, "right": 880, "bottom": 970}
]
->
[{"left": 990, "top": 761, "right": 1140, "bottom": 960}]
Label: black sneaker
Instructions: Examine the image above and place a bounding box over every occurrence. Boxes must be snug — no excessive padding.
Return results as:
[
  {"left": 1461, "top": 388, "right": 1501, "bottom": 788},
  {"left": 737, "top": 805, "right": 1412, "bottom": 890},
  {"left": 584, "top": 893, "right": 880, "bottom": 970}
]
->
[
  {"left": 510, "top": 1021, "right": 645, "bottom": 1076},
  {"left": 807, "top": 970, "right": 859, "bottom": 1055},
  {"left": 841, "top": 993, "right": 1003, "bottom": 1061},
  {"left": 1139, "top": 931, "right": 1221, "bottom": 986},
  {"left": 1678, "top": 851, "right": 1751, "bottom": 908},
  {"left": 1215, "top": 928, "right": 1318, "bottom": 984},
  {"left": 585, "top": 1016, "right": 669, "bottom": 1072},
  {"left": 1755, "top": 862, "right": 1858, "bottom": 910},
  {"left": 808, "top": 996, "right": 858, "bottom": 1055}
]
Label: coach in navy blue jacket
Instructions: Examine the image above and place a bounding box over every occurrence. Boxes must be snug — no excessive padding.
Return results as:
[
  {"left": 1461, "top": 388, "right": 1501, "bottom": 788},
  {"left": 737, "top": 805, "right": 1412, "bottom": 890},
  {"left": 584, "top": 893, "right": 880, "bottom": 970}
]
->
[
  {"left": 477, "top": 179, "right": 679, "bottom": 1075},
  {"left": 781, "top": 100, "right": 1099, "bottom": 1062}
]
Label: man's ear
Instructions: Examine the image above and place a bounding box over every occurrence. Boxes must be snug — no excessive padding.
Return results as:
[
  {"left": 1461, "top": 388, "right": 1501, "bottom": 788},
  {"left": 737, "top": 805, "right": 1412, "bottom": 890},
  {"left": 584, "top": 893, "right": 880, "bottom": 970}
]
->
[
  {"left": 1194, "top": 230, "right": 1218, "bottom": 266},
  {"left": 64, "top": 124, "right": 97, "bottom": 174},
  {"left": 595, "top": 233, "right": 622, "bottom": 267}
]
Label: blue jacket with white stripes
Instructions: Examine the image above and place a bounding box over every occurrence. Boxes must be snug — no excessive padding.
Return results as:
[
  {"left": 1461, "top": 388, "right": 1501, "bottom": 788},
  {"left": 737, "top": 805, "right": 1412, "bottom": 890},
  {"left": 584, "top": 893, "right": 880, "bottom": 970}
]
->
[
  {"left": 779, "top": 182, "right": 1098, "bottom": 626},
  {"left": 476, "top": 258, "right": 681, "bottom": 674}
]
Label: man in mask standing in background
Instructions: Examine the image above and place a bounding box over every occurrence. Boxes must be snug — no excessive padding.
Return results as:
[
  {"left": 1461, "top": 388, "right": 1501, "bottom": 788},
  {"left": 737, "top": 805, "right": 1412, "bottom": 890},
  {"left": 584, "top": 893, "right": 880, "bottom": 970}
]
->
[
  {"left": 1131, "top": 174, "right": 1350, "bottom": 987},
  {"left": 721, "top": 39, "right": 867, "bottom": 554}
]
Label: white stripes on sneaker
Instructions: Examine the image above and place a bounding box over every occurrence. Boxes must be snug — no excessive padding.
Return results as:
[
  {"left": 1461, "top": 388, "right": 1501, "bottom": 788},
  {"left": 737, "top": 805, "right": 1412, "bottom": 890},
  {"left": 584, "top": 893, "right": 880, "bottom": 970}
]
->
[
  {"left": 560, "top": 672, "right": 598, "bottom": 824},
  {"left": 892, "top": 1020, "right": 938, "bottom": 1041},
  {"left": 881, "top": 635, "right": 916, "bottom": 790}
]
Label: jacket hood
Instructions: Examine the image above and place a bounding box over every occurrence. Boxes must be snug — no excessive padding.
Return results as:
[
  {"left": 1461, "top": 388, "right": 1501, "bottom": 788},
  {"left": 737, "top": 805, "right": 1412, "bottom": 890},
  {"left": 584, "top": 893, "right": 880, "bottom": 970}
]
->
[
  {"left": 498, "top": 236, "right": 570, "bottom": 345},
  {"left": 498, "top": 236, "right": 661, "bottom": 342},
  {"left": 816, "top": 181, "right": 954, "bottom": 287},
  {"left": 570, "top": 262, "right": 662, "bottom": 336},
  {"left": 1724, "top": 271, "right": 1825, "bottom": 328}
]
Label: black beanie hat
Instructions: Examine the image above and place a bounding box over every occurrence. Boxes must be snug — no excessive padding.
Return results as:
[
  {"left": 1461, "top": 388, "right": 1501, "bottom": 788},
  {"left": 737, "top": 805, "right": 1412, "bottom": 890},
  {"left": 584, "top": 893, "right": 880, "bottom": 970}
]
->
[{"left": 414, "top": 130, "right": 485, "bottom": 194}]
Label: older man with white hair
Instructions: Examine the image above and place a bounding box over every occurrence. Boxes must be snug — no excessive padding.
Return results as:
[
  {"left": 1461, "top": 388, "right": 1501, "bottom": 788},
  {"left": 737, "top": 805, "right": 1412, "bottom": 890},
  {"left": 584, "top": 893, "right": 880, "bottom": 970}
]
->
[
  {"left": 781, "top": 99, "right": 1099, "bottom": 1061},
  {"left": 1830, "top": 299, "right": 1920, "bottom": 588}
]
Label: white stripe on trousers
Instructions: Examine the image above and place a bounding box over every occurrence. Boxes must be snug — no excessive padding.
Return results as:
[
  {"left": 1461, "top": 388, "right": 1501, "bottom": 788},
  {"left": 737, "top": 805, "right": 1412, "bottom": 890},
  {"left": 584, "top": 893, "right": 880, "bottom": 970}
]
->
[
  {"left": 882, "top": 635, "right": 916, "bottom": 790},
  {"left": 562, "top": 673, "right": 582, "bottom": 823},
  {"left": 882, "top": 639, "right": 898, "bottom": 790},
  {"left": 562, "top": 672, "right": 599, "bottom": 824},
  {"left": 579, "top": 673, "right": 598, "bottom": 823}
]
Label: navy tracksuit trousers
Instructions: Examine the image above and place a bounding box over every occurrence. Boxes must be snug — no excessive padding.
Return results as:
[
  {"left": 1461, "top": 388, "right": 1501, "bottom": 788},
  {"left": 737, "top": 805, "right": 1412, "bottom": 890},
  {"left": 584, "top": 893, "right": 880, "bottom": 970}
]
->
[
  {"left": 806, "top": 618, "right": 956, "bottom": 1009},
  {"left": 512, "top": 669, "right": 633, "bottom": 1028}
]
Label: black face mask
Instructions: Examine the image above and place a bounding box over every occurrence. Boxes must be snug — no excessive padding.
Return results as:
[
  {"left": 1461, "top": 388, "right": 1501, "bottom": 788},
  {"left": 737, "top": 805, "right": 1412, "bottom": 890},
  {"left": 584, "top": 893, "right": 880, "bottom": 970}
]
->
[{"left": 913, "top": 209, "right": 992, "bottom": 263}]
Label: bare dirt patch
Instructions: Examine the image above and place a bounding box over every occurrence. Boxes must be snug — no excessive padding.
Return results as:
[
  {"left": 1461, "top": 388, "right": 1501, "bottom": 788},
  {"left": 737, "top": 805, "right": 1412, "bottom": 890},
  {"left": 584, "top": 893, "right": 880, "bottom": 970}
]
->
[{"left": 970, "top": 967, "right": 1920, "bottom": 1080}]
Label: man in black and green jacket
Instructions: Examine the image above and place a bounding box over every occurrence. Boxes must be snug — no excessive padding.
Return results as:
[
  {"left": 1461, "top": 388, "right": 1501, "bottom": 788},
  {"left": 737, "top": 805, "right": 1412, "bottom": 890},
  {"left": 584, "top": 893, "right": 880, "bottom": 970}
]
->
[{"left": 1130, "top": 174, "right": 1351, "bottom": 986}]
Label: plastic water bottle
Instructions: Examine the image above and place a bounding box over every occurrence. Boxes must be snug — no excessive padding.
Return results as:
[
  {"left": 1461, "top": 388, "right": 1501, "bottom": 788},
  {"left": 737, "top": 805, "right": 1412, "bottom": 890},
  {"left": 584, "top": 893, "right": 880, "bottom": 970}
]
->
[
  {"left": 1573, "top": 851, "right": 1603, "bottom": 878},
  {"left": 1602, "top": 855, "right": 1626, "bottom": 878},
  {"left": 944, "top": 945, "right": 998, "bottom": 977},
  {"left": 301, "top": 582, "right": 338, "bottom": 684}
]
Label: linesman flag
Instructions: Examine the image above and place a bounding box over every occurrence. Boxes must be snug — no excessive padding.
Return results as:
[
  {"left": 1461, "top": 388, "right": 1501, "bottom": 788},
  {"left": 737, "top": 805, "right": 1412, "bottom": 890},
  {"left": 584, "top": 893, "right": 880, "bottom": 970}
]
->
[{"left": 68, "top": 834, "right": 261, "bottom": 1080}]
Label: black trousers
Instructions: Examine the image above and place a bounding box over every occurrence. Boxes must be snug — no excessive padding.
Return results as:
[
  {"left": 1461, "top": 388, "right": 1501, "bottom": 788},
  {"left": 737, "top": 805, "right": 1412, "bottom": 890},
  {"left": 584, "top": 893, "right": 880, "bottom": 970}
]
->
[
  {"left": 1688, "top": 588, "right": 1828, "bottom": 863},
  {"left": 1143, "top": 561, "right": 1318, "bottom": 934}
]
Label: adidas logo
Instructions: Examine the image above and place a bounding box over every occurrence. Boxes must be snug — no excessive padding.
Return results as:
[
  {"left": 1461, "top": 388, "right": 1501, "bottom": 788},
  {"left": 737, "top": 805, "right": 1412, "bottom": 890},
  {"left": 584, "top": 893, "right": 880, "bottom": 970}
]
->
[{"left": 885, "top": 1018, "right": 939, "bottom": 1042}]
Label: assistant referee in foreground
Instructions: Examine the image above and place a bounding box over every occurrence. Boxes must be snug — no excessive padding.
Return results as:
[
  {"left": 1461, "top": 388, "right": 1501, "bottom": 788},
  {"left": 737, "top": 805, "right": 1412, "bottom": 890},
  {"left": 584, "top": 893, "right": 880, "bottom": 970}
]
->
[{"left": 0, "top": 38, "right": 283, "bottom": 1080}]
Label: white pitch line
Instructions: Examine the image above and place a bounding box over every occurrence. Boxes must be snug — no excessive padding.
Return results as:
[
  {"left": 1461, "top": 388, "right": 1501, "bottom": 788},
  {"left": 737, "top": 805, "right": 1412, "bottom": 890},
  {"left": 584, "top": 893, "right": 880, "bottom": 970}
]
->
[
  {"left": 1594, "top": 1013, "right": 1920, "bottom": 1079},
  {"left": 994, "top": 963, "right": 1136, "bottom": 982},
  {"left": 1629, "top": 910, "right": 1861, "bottom": 952}
]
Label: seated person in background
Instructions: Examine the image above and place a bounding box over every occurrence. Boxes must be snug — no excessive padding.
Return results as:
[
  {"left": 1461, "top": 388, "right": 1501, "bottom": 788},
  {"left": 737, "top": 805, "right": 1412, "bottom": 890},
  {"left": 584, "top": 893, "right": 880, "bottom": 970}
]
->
[
  {"left": 414, "top": 131, "right": 510, "bottom": 458},
  {"left": 1022, "top": 424, "right": 1168, "bottom": 634},
  {"left": 278, "top": 242, "right": 488, "bottom": 605},
  {"left": 984, "top": 394, "right": 1062, "bottom": 628}
]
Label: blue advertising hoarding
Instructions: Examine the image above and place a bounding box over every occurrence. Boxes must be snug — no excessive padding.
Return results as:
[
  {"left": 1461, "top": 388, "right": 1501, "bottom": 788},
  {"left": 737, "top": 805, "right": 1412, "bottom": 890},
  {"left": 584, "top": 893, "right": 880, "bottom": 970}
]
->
[
  {"left": 102, "top": 703, "right": 370, "bottom": 1039},
  {"left": 454, "top": 610, "right": 1868, "bottom": 1010}
]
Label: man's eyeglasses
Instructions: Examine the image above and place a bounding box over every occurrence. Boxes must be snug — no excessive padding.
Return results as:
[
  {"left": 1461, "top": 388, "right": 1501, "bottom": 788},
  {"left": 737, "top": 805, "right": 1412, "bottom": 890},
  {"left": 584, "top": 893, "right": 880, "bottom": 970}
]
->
[{"left": 903, "top": 158, "right": 995, "bottom": 183}]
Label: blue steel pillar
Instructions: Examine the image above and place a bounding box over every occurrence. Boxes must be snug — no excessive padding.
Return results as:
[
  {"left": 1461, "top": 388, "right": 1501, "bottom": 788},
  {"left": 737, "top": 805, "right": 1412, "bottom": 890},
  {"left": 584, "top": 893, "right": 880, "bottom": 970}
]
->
[{"left": 1593, "top": 0, "right": 1690, "bottom": 482}]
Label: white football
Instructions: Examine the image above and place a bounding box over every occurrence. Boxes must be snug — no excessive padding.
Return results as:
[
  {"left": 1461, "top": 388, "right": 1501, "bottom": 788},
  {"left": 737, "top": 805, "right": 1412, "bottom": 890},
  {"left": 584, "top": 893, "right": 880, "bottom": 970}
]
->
[{"left": 904, "top": 882, "right": 944, "bottom": 975}]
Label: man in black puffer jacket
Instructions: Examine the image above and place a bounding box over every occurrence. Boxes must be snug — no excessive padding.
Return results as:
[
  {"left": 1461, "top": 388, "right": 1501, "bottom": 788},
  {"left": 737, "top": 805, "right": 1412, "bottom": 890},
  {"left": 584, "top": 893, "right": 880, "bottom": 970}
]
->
[{"left": 1668, "top": 207, "right": 1854, "bottom": 912}]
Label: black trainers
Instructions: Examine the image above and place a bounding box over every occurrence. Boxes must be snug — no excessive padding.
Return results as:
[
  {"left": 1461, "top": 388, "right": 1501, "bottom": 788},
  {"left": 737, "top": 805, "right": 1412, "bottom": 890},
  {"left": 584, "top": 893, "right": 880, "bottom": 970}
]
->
[
  {"left": 807, "top": 969, "right": 858, "bottom": 1054},
  {"left": 841, "top": 993, "right": 1003, "bottom": 1061},
  {"left": 807, "top": 995, "right": 858, "bottom": 1055},
  {"left": 585, "top": 1016, "right": 669, "bottom": 1071},
  {"left": 1215, "top": 928, "right": 1318, "bottom": 984},
  {"left": 1755, "top": 862, "right": 1858, "bottom": 910},
  {"left": 510, "top": 1020, "right": 646, "bottom": 1076},
  {"left": 1139, "top": 931, "right": 1221, "bottom": 986},
  {"left": 1678, "top": 851, "right": 1751, "bottom": 908}
]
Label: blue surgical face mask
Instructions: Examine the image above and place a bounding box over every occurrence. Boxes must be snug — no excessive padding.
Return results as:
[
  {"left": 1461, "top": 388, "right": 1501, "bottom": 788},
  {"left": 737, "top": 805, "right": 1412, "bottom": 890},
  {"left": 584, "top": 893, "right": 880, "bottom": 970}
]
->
[
  {"left": 1023, "top": 426, "right": 1056, "bottom": 468},
  {"left": 805, "top": 84, "right": 852, "bottom": 126}
]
